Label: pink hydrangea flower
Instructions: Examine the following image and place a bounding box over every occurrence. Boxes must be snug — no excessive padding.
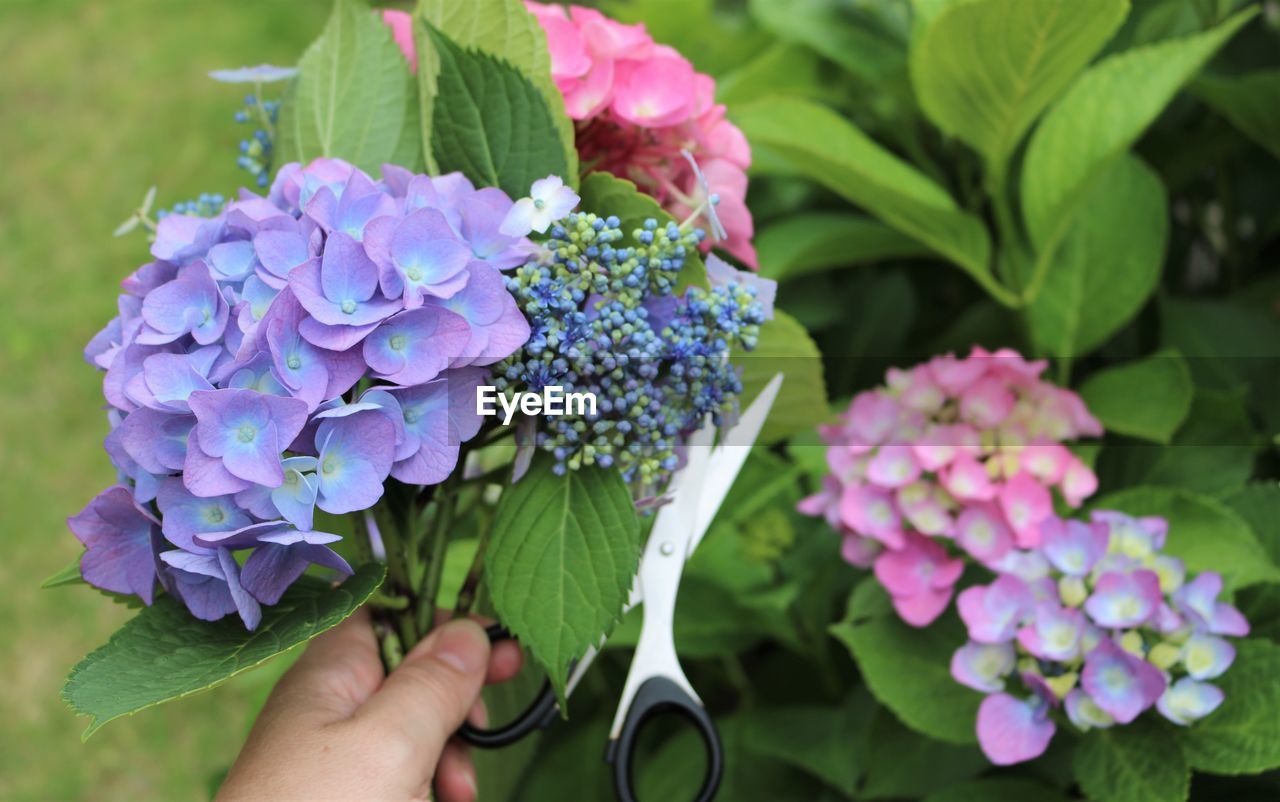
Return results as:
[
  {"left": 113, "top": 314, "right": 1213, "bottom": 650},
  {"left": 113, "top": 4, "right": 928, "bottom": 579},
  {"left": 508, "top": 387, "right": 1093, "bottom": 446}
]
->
[
  {"left": 976, "top": 693, "right": 1056, "bottom": 766},
  {"left": 380, "top": 6, "right": 758, "bottom": 268},
  {"left": 873, "top": 532, "right": 964, "bottom": 626},
  {"left": 799, "top": 346, "right": 1102, "bottom": 625}
]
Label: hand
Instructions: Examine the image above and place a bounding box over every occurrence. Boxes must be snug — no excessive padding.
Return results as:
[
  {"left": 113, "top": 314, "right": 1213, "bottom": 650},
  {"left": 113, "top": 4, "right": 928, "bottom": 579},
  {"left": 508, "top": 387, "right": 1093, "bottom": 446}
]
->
[{"left": 217, "top": 608, "right": 522, "bottom": 802}]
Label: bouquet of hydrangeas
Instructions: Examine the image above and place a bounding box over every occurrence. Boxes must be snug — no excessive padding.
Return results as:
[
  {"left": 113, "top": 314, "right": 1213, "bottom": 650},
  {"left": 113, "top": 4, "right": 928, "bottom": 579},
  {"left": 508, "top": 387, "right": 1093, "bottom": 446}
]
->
[{"left": 56, "top": 0, "right": 776, "bottom": 738}]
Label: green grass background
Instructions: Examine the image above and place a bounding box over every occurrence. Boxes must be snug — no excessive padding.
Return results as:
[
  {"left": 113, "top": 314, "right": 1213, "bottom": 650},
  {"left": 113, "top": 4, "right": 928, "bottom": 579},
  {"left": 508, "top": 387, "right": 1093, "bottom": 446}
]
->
[{"left": 0, "top": 2, "right": 332, "bottom": 798}]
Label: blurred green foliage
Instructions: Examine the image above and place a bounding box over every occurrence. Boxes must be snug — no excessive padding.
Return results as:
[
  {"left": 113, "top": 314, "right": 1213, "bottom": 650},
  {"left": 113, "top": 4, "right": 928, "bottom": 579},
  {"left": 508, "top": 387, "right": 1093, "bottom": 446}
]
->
[{"left": 0, "top": 2, "right": 326, "bottom": 799}]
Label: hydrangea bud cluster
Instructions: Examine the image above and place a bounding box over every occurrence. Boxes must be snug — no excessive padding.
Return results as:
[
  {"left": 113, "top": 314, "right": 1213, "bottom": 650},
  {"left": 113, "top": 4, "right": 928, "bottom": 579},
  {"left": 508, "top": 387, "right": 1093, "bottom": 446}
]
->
[
  {"left": 493, "top": 210, "right": 772, "bottom": 490},
  {"left": 798, "top": 348, "right": 1103, "bottom": 626},
  {"left": 233, "top": 93, "right": 280, "bottom": 188},
  {"left": 157, "top": 193, "right": 228, "bottom": 221},
  {"left": 207, "top": 64, "right": 297, "bottom": 189},
  {"left": 953, "top": 511, "right": 1249, "bottom": 765},
  {"left": 380, "top": 5, "right": 758, "bottom": 268},
  {"left": 70, "top": 157, "right": 541, "bottom": 630}
]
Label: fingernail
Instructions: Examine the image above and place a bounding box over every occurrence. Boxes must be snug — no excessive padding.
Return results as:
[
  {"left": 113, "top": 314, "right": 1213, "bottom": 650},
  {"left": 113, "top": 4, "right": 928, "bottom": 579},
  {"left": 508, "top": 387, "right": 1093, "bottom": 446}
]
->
[
  {"left": 464, "top": 768, "right": 478, "bottom": 797},
  {"left": 429, "top": 619, "right": 488, "bottom": 675}
]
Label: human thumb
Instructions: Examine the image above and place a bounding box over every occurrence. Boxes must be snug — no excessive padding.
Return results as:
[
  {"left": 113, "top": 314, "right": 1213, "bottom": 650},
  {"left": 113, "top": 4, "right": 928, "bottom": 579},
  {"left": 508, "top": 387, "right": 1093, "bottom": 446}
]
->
[{"left": 354, "top": 618, "right": 492, "bottom": 764}]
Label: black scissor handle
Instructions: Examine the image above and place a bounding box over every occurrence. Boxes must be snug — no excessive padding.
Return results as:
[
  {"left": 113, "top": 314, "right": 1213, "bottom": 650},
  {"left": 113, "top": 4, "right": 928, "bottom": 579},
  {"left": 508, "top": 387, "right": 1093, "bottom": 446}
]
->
[
  {"left": 456, "top": 624, "right": 559, "bottom": 748},
  {"left": 605, "top": 676, "right": 723, "bottom": 802}
]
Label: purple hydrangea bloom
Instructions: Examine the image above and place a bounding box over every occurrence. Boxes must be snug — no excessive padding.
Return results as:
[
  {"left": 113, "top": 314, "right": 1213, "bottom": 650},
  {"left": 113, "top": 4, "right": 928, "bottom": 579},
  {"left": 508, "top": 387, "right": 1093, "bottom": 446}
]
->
[
  {"left": 137, "top": 263, "right": 230, "bottom": 345},
  {"left": 156, "top": 478, "right": 253, "bottom": 551},
  {"left": 208, "top": 64, "right": 298, "bottom": 83},
  {"left": 1016, "top": 602, "right": 1085, "bottom": 661},
  {"left": 262, "top": 290, "right": 365, "bottom": 409},
  {"left": 254, "top": 225, "right": 317, "bottom": 288},
  {"left": 1084, "top": 570, "right": 1162, "bottom": 628},
  {"left": 1080, "top": 638, "right": 1166, "bottom": 724},
  {"left": 424, "top": 263, "right": 531, "bottom": 367},
  {"left": 1157, "top": 677, "right": 1225, "bottom": 726},
  {"left": 305, "top": 171, "right": 398, "bottom": 241},
  {"left": 1173, "top": 572, "right": 1250, "bottom": 636},
  {"left": 68, "top": 486, "right": 162, "bottom": 604},
  {"left": 195, "top": 521, "right": 352, "bottom": 605},
  {"left": 1181, "top": 633, "right": 1236, "bottom": 680},
  {"left": 161, "top": 547, "right": 261, "bottom": 629},
  {"left": 290, "top": 232, "right": 402, "bottom": 350},
  {"left": 950, "top": 641, "right": 1016, "bottom": 693},
  {"left": 957, "top": 574, "right": 1034, "bottom": 644},
  {"left": 363, "top": 307, "right": 470, "bottom": 385},
  {"left": 314, "top": 412, "right": 397, "bottom": 514},
  {"left": 74, "top": 158, "right": 539, "bottom": 627},
  {"left": 456, "top": 188, "right": 531, "bottom": 270},
  {"left": 372, "top": 208, "right": 473, "bottom": 304},
  {"left": 188, "top": 388, "right": 309, "bottom": 488},
  {"left": 1039, "top": 516, "right": 1109, "bottom": 576},
  {"left": 271, "top": 456, "right": 319, "bottom": 530},
  {"left": 368, "top": 368, "right": 487, "bottom": 485},
  {"left": 151, "top": 213, "right": 226, "bottom": 265}
]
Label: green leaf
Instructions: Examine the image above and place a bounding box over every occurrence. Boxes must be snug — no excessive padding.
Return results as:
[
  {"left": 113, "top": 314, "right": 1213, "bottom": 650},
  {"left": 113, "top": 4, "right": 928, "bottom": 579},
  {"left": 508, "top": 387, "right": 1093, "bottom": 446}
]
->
[
  {"left": 733, "top": 309, "right": 830, "bottom": 445},
  {"left": 830, "top": 579, "right": 980, "bottom": 744},
  {"left": 860, "top": 706, "right": 986, "bottom": 799},
  {"left": 42, "top": 558, "right": 84, "bottom": 589},
  {"left": 423, "top": 24, "right": 569, "bottom": 200},
  {"left": 732, "top": 97, "right": 1009, "bottom": 304},
  {"left": 1221, "top": 483, "right": 1280, "bottom": 563},
  {"left": 415, "top": 0, "right": 576, "bottom": 180},
  {"left": 1159, "top": 296, "right": 1280, "bottom": 436},
  {"left": 1182, "top": 639, "right": 1280, "bottom": 774},
  {"left": 1093, "top": 486, "right": 1280, "bottom": 589},
  {"left": 62, "top": 563, "right": 385, "bottom": 738},
  {"left": 911, "top": 0, "right": 1128, "bottom": 171},
  {"left": 1079, "top": 350, "right": 1192, "bottom": 443},
  {"left": 577, "top": 171, "right": 707, "bottom": 291},
  {"left": 1095, "top": 388, "right": 1258, "bottom": 495},
  {"left": 757, "top": 213, "right": 931, "bottom": 282},
  {"left": 749, "top": 0, "right": 909, "bottom": 86},
  {"left": 1193, "top": 69, "right": 1280, "bottom": 161},
  {"left": 41, "top": 557, "right": 144, "bottom": 609},
  {"left": 1073, "top": 718, "right": 1189, "bottom": 802},
  {"left": 277, "top": 0, "right": 420, "bottom": 173},
  {"left": 1025, "top": 154, "right": 1168, "bottom": 358},
  {"left": 717, "top": 42, "right": 833, "bottom": 107},
  {"left": 1021, "top": 7, "right": 1256, "bottom": 248},
  {"left": 742, "top": 690, "right": 873, "bottom": 796},
  {"left": 484, "top": 453, "right": 641, "bottom": 704},
  {"left": 924, "top": 778, "right": 1073, "bottom": 802},
  {"left": 1224, "top": 485, "right": 1280, "bottom": 645}
]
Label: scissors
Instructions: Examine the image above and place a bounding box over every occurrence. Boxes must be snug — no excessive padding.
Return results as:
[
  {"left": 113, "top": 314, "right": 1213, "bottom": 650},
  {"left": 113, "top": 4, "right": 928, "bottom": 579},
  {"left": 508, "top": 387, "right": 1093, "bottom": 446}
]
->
[{"left": 458, "top": 374, "right": 784, "bottom": 802}]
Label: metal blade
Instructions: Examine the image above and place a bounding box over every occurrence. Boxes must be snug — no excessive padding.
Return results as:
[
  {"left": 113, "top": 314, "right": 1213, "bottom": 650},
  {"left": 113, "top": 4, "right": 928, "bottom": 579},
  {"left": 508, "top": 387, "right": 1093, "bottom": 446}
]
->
[{"left": 687, "top": 373, "right": 784, "bottom": 556}]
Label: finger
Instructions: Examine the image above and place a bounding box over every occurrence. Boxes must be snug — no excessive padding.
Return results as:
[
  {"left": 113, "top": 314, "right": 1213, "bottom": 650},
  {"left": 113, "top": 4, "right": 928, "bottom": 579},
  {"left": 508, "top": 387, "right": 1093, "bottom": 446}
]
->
[
  {"left": 467, "top": 696, "right": 488, "bottom": 728},
  {"left": 354, "top": 618, "right": 491, "bottom": 764},
  {"left": 260, "top": 607, "right": 384, "bottom": 723},
  {"left": 487, "top": 639, "right": 524, "bottom": 684},
  {"left": 434, "top": 742, "right": 478, "bottom": 802}
]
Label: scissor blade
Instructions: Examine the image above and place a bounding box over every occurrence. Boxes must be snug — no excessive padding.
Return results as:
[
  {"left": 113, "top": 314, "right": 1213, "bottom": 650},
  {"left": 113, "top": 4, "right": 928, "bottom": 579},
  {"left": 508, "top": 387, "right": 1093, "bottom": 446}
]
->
[{"left": 688, "top": 373, "right": 783, "bottom": 556}]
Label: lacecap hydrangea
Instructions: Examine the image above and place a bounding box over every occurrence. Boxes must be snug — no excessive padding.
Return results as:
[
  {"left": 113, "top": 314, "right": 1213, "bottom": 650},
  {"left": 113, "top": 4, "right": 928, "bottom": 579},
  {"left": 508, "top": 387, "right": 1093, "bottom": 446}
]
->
[
  {"left": 495, "top": 210, "right": 773, "bottom": 493},
  {"left": 953, "top": 510, "right": 1248, "bottom": 764},
  {"left": 799, "top": 348, "right": 1103, "bottom": 626},
  {"left": 381, "top": 3, "right": 758, "bottom": 268},
  {"left": 70, "top": 157, "right": 543, "bottom": 629}
]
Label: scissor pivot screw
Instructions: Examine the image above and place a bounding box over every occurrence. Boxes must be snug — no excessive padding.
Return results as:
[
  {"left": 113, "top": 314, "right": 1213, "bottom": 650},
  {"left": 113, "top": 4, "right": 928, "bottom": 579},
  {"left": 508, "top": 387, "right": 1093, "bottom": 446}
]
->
[{"left": 660, "top": 541, "right": 675, "bottom": 556}]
